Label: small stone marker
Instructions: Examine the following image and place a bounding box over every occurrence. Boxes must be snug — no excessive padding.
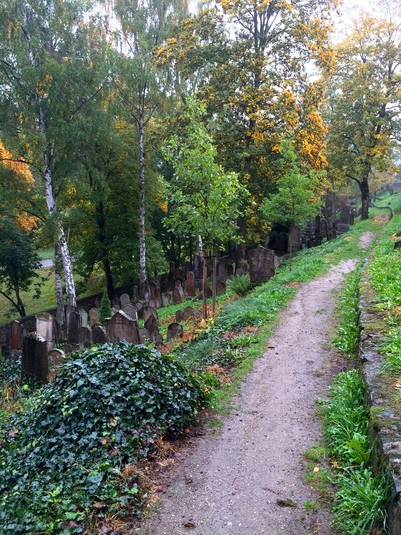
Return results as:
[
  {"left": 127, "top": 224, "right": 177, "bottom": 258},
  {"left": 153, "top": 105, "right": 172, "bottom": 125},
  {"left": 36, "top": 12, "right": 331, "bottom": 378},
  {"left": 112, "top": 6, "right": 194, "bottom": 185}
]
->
[
  {"left": 92, "top": 323, "right": 107, "bottom": 344},
  {"left": 122, "top": 303, "right": 138, "bottom": 321},
  {"left": 167, "top": 323, "right": 184, "bottom": 340},
  {"left": 89, "top": 308, "right": 99, "bottom": 326},
  {"left": 106, "top": 310, "right": 140, "bottom": 344},
  {"left": 183, "top": 307, "right": 195, "bottom": 321},
  {"left": 78, "top": 326, "right": 92, "bottom": 348},
  {"left": 120, "top": 293, "right": 131, "bottom": 307},
  {"left": 187, "top": 271, "right": 196, "bottom": 297}
]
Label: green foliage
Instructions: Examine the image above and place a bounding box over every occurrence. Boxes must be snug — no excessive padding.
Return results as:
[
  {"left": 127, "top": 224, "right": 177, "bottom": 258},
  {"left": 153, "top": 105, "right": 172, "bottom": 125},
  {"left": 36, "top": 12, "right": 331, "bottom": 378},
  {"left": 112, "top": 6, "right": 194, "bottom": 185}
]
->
[
  {"left": 321, "top": 369, "right": 389, "bottom": 534},
  {"left": 333, "top": 267, "right": 361, "bottom": 355},
  {"left": 98, "top": 291, "right": 112, "bottom": 324},
  {"left": 161, "top": 97, "right": 249, "bottom": 249},
  {"left": 0, "top": 220, "right": 42, "bottom": 317},
  {"left": 0, "top": 342, "right": 205, "bottom": 533},
  {"left": 323, "top": 370, "right": 369, "bottom": 466},
  {"left": 226, "top": 273, "right": 252, "bottom": 297},
  {"left": 259, "top": 139, "right": 323, "bottom": 235},
  {"left": 332, "top": 468, "right": 389, "bottom": 535}
]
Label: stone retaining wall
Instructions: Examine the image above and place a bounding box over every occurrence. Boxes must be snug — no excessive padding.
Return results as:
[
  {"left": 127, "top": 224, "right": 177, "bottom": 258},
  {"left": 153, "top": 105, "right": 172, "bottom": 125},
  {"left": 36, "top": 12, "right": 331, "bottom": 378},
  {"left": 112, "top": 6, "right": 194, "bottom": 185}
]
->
[{"left": 359, "top": 263, "right": 401, "bottom": 534}]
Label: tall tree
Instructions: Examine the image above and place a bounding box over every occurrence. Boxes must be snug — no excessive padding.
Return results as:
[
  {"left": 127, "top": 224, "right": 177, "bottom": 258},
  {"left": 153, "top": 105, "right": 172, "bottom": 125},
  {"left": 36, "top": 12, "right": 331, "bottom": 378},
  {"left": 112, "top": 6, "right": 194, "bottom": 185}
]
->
[
  {"left": 0, "top": 0, "right": 108, "bottom": 307},
  {"left": 0, "top": 219, "right": 42, "bottom": 317},
  {"left": 109, "top": 0, "right": 189, "bottom": 289},
  {"left": 156, "top": 0, "right": 334, "bottom": 256},
  {"left": 323, "top": 7, "right": 401, "bottom": 220}
]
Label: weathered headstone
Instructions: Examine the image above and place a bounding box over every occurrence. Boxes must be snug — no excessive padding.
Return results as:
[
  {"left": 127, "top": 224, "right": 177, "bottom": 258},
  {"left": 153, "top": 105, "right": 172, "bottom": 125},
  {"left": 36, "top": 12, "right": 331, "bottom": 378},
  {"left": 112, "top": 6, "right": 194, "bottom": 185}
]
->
[
  {"left": 106, "top": 310, "right": 140, "bottom": 344},
  {"left": 78, "top": 308, "right": 88, "bottom": 328},
  {"left": 216, "top": 256, "right": 230, "bottom": 281},
  {"left": 48, "top": 348, "right": 65, "bottom": 369},
  {"left": 11, "top": 320, "right": 24, "bottom": 351},
  {"left": 149, "top": 331, "right": 163, "bottom": 346},
  {"left": 161, "top": 280, "right": 173, "bottom": 293},
  {"left": 144, "top": 315, "right": 159, "bottom": 337},
  {"left": 176, "top": 310, "right": 185, "bottom": 322},
  {"left": 139, "top": 328, "right": 150, "bottom": 344},
  {"left": 183, "top": 307, "right": 195, "bottom": 321},
  {"left": 288, "top": 226, "right": 301, "bottom": 252},
  {"left": 140, "top": 280, "right": 152, "bottom": 303},
  {"left": 92, "top": 324, "right": 107, "bottom": 344},
  {"left": 22, "top": 333, "right": 48, "bottom": 384},
  {"left": 67, "top": 310, "right": 80, "bottom": 345},
  {"left": 122, "top": 303, "right": 138, "bottom": 322},
  {"left": 120, "top": 293, "right": 131, "bottom": 307},
  {"left": 150, "top": 283, "right": 162, "bottom": 309},
  {"left": 187, "top": 271, "right": 196, "bottom": 297},
  {"left": 132, "top": 285, "right": 139, "bottom": 302},
  {"left": 89, "top": 308, "right": 99, "bottom": 327},
  {"left": 162, "top": 293, "right": 171, "bottom": 307},
  {"left": 216, "top": 281, "right": 226, "bottom": 296},
  {"left": 172, "top": 287, "right": 182, "bottom": 305},
  {"left": 249, "top": 246, "right": 275, "bottom": 284},
  {"left": 112, "top": 297, "right": 121, "bottom": 310},
  {"left": 78, "top": 326, "right": 92, "bottom": 348},
  {"left": 193, "top": 255, "right": 202, "bottom": 280},
  {"left": 140, "top": 306, "right": 158, "bottom": 324},
  {"left": 36, "top": 312, "right": 54, "bottom": 352},
  {"left": 336, "top": 205, "right": 351, "bottom": 236},
  {"left": 167, "top": 323, "right": 184, "bottom": 340},
  {"left": 175, "top": 280, "right": 185, "bottom": 299}
]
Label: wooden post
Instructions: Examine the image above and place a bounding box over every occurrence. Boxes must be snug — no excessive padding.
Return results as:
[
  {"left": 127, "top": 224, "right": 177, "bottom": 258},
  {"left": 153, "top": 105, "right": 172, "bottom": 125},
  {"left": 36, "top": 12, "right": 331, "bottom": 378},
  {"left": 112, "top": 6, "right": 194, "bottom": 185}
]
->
[
  {"left": 212, "top": 245, "right": 218, "bottom": 316},
  {"left": 202, "top": 252, "right": 208, "bottom": 319}
]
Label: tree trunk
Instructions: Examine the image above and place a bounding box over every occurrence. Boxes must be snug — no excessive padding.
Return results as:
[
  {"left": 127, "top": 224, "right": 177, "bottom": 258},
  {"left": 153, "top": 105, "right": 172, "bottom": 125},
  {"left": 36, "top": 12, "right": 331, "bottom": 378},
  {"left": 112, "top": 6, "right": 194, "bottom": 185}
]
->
[
  {"left": 138, "top": 101, "right": 147, "bottom": 285},
  {"left": 39, "top": 102, "right": 76, "bottom": 307},
  {"left": 54, "top": 242, "right": 65, "bottom": 332},
  {"left": 360, "top": 177, "right": 370, "bottom": 221}
]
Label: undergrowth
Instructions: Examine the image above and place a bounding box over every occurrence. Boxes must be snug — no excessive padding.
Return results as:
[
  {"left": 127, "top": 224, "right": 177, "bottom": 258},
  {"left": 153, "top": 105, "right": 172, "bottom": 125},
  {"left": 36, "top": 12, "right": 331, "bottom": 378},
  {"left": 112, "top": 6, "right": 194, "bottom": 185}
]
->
[
  {"left": 0, "top": 342, "right": 206, "bottom": 534},
  {"left": 322, "top": 371, "right": 389, "bottom": 535}
]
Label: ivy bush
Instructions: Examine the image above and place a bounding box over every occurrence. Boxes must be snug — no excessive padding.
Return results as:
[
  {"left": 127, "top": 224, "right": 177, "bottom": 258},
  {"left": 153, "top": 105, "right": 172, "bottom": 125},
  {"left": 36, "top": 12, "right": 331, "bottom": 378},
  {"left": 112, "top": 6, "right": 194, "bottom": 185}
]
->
[{"left": 0, "top": 342, "right": 205, "bottom": 534}]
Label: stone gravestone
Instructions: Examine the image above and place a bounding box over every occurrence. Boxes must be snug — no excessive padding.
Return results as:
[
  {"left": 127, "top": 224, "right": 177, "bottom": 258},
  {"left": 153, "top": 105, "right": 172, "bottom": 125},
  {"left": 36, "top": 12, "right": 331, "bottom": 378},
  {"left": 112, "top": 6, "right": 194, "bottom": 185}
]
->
[
  {"left": 167, "top": 323, "right": 184, "bottom": 340},
  {"left": 120, "top": 293, "right": 131, "bottom": 307},
  {"left": 149, "top": 331, "right": 164, "bottom": 346},
  {"left": 11, "top": 320, "right": 24, "bottom": 351},
  {"left": 78, "top": 308, "right": 88, "bottom": 328},
  {"left": 162, "top": 293, "right": 171, "bottom": 307},
  {"left": 216, "top": 281, "right": 226, "bottom": 296},
  {"left": 175, "top": 280, "right": 185, "bottom": 299},
  {"left": 67, "top": 310, "right": 80, "bottom": 345},
  {"left": 112, "top": 297, "right": 121, "bottom": 310},
  {"left": 106, "top": 310, "right": 140, "bottom": 344},
  {"left": 140, "top": 280, "right": 152, "bottom": 303},
  {"left": 122, "top": 303, "right": 138, "bottom": 322},
  {"left": 78, "top": 326, "right": 92, "bottom": 348},
  {"left": 249, "top": 246, "right": 275, "bottom": 284},
  {"left": 144, "top": 315, "right": 159, "bottom": 337},
  {"left": 22, "top": 332, "right": 49, "bottom": 385},
  {"left": 305, "top": 218, "right": 315, "bottom": 247},
  {"left": 141, "top": 306, "right": 158, "bottom": 324},
  {"left": 216, "top": 256, "right": 229, "bottom": 281},
  {"left": 149, "top": 282, "right": 162, "bottom": 309},
  {"left": 172, "top": 286, "right": 182, "bottom": 305},
  {"left": 89, "top": 308, "right": 99, "bottom": 327},
  {"left": 139, "top": 328, "right": 150, "bottom": 344},
  {"left": 132, "top": 285, "right": 139, "bottom": 302},
  {"left": 336, "top": 205, "right": 351, "bottom": 236},
  {"left": 288, "top": 226, "right": 301, "bottom": 252},
  {"left": 320, "top": 219, "right": 328, "bottom": 240},
  {"left": 187, "top": 271, "right": 196, "bottom": 297},
  {"left": 92, "top": 324, "right": 107, "bottom": 344},
  {"left": 36, "top": 312, "right": 53, "bottom": 352},
  {"left": 48, "top": 348, "right": 65, "bottom": 369},
  {"left": 183, "top": 307, "right": 195, "bottom": 321},
  {"left": 176, "top": 310, "right": 185, "bottom": 322}
]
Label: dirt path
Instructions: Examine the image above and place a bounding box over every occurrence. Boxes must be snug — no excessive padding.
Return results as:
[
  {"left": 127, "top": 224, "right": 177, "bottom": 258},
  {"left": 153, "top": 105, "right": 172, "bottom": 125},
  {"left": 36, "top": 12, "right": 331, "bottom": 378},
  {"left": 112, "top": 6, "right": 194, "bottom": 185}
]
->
[{"left": 137, "top": 253, "right": 366, "bottom": 535}]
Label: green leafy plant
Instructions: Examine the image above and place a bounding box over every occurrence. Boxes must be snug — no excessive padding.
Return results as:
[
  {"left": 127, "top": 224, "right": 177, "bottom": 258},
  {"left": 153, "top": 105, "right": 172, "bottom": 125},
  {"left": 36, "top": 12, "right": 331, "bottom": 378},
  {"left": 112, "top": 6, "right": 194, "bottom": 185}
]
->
[
  {"left": 333, "top": 268, "right": 362, "bottom": 355},
  {"left": 99, "top": 291, "right": 112, "bottom": 323},
  {"left": 0, "top": 342, "right": 206, "bottom": 533},
  {"left": 226, "top": 273, "right": 252, "bottom": 297}
]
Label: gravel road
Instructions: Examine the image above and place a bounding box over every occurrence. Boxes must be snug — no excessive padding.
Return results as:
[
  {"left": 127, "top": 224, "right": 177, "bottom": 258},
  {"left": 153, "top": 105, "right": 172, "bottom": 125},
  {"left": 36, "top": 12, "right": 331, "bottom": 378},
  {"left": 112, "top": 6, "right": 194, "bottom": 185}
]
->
[{"left": 137, "top": 255, "right": 363, "bottom": 535}]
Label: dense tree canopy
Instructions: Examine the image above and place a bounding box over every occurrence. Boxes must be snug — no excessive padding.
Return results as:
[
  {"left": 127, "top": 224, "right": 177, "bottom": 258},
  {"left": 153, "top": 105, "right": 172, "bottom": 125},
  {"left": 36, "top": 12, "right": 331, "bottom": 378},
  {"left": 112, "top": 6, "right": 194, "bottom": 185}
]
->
[{"left": 0, "top": 0, "right": 399, "bottom": 311}]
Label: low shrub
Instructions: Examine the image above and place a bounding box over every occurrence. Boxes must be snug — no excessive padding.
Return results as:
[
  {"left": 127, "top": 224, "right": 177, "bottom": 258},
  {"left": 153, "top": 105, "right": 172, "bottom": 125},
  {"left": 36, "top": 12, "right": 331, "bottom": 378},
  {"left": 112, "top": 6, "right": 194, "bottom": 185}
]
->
[{"left": 0, "top": 342, "right": 206, "bottom": 534}]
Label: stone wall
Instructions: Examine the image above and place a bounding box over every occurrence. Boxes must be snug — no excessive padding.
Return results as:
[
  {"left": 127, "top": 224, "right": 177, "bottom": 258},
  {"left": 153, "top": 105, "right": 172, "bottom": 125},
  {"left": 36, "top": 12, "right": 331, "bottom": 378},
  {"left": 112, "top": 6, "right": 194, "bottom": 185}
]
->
[{"left": 359, "top": 264, "right": 401, "bottom": 534}]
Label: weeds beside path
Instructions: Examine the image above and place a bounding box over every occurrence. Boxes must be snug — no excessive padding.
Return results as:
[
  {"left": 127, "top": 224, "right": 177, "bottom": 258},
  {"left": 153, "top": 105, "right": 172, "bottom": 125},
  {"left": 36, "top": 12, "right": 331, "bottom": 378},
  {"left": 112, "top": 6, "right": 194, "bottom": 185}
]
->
[{"left": 137, "top": 251, "right": 371, "bottom": 535}]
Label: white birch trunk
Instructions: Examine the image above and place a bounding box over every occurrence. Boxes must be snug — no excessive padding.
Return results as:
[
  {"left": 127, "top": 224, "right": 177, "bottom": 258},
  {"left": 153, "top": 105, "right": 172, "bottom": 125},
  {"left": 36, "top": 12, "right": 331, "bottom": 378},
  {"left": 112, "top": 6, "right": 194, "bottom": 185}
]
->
[
  {"left": 39, "top": 102, "right": 76, "bottom": 307},
  {"left": 138, "top": 99, "right": 147, "bottom": 286}
]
